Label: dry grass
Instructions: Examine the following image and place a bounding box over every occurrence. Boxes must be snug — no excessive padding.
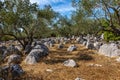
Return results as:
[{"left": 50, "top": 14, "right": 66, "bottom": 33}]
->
[{"left": 21, "top": 43, "right": 120, "bottom": 80}]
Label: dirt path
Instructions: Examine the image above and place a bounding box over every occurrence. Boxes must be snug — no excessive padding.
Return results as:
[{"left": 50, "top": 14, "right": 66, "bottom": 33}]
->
[{"left": 21, "top": 43, "right": 120, "bottom": 80}]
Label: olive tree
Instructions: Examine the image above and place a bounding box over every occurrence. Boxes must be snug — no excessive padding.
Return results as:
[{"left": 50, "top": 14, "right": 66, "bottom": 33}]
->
[
  {"left": 72, "top": 0, "right": 120, "bottom": 35},
  {"left": 0, "top": 0, "right": 57, "bottom": 49}
]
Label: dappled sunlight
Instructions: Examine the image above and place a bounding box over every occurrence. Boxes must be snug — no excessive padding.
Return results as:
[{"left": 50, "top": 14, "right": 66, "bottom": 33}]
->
[
  {"left": 0, "top": 0, "right": 120, "bottom": 79},
  {"left": 21, "top": 43, "right": 120, "bottom": 80}
]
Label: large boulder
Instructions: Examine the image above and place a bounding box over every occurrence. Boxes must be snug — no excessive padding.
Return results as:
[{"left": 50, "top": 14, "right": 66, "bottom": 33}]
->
[
  {"left": 99, "top": 43, "right": 120, "bottom": 57},
  {"left": 25, "top": 44, "right": 49, "bottom": 64}
]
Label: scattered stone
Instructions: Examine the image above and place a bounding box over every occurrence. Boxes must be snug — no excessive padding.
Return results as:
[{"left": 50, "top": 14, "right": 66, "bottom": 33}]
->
[
  {"left": 0, "top": 64, "right": 24, "bottom": 80},
  {"left": 86, "top": 42, "right": 94, "bottom": 49},
  {"left": 51, "top": 39, "right": 56, "bottom": 44},
  {"left": 63, "top": 59, "right": 77, "bottom": 67},
  {"left": 100, "top": 33, "right": 104, "bottom": 40},
  {"left": 15, "top": 45, "right": 22, "bottom": 51},
  {"left": 10, "top": 64, "right": 24, "bottom": 79},
  {"left": 0, "top": 46, "right": 7, "bottom": 61},
  {"left": 50, "top": 42, "right": 54, "bottom": 47},
  {"left": 63, "top": 41, "right": 67, "bottom": 44},
  {"left": 86, "top": 40, "right": 94, "bottom": 49},
  {"left": 7, "top": 45, "right": 19, "bottom": 53},
  {"left": 75, "top": 77, "right": 85, "bottom": 80},
  {"left": 0, "top": 46, "right": 6, "bottom": 54},
  {"left": 67, "top": 45, "right": 77, "bottom": 52},
  {"left": 58, "top": 43, "right": 64, "bottom": 49},
  {"left": 46, "top": 69, "right": 53, "bottom": 72},
  {"left": 93, "top": 42, "right": 103, "bottom": 50},
  {"left": 3, "top": 45, "right": 22, "bottom": 59},
  {"left": 87, "top": 63, "right": 102, "bottom": 67},
  {"left": 76, "top": 37, "right": 80, "bottom": 43},
  {"left": 71, "top": 35, "right": 75, "bottom": 40},
  {"left": 0, "top": 78, "right": 4, "bottom": 80},
  {"left": 44, "top": 42, "right": 49, "bottom": 47},
  {"left": 82, "top": 41, "right": 87, "bottom": 46},
  {"left": 55, "top": 39, "right": 60, "bottom": 44},
  {"left": 7, "top": 54, "right": 22, "bottom": 65},
  {"left": 116, "top": 57, "right": 120, "bottom": 62},
  {"left": 43, "top": 40, "right": 54, "bottom": 48},
  {"left": 94, "top": 64, "right": 102, "bottom": 67}
]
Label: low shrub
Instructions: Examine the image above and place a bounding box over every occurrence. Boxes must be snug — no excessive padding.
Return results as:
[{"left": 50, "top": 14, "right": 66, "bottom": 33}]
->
[{"left": 104, "top": 31, "right": 120, "bottom": 42}]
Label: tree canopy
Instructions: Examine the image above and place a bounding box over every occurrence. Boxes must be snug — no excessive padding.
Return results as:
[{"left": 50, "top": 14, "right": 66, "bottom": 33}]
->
[
  {"left": 0, "top": 0, "right": 57, "bottom": 49},
  {"left": 0, "top": 0, "right": 120, "bottom": 47},
  {"left": 72, "top": 0, "right": 120, "bottom": 35}
]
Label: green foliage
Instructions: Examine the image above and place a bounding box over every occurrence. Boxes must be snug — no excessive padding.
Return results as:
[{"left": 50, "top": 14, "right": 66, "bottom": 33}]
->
[
  {"left": 1, "top": 35, "right": 14, "bottom": 41},
  {"left": 38, "top": 5, "right": 57, "bottom": 21},
  {"left": 101, "top": 18, "right": 120, "bottom": 41},
  {"left": 1, "top": 11, "right": 18, "bottom": 25},
  {"left": 101, "top": 20, "right": 109, "bottom": 28},
  {"left": 104, "top": 31, "right": 120, "bottom": 41},
  {"left": 0, "top": 0, "right": 58, "bottom": 49},
  {"left": 72, "top": 0, "right": 120, "bottom": 36}
]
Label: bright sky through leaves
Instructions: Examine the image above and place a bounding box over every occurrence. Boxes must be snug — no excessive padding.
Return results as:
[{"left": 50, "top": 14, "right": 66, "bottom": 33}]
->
[{"left": 30, "top": 0, "right": 75, "bottom": 17}]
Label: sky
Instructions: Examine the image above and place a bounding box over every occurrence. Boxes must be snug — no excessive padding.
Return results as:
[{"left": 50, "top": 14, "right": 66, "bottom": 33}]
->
[{"left": 30, "top": 0, "right": 75, "bottom": 17}]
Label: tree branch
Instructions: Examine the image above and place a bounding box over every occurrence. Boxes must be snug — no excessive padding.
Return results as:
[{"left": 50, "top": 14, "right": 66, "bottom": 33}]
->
[
  {"left": 106, "top": 3, "right": 120, "bottom": 25},
  {"left": 0, "top": 33, "right": 25, "bottom": 48}
]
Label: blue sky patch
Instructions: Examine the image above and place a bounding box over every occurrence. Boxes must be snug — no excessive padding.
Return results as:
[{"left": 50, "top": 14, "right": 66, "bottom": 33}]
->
[{"left": 30, "top": 0, "right": 75, "bottom": 17}]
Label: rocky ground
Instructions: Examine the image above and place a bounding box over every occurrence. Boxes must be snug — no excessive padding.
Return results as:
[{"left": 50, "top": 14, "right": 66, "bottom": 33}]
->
[{"left": 21, "top": 43, "right": 120, "bottom": 80}]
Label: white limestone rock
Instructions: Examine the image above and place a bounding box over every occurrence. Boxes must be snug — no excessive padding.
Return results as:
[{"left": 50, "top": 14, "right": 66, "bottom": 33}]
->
[{"left": 63, "top": 59, "right": 77, "bottom": 67}]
